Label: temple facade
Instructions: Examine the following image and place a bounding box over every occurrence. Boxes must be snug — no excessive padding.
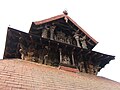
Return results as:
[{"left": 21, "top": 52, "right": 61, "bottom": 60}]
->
[{"left": 3, "top": 12, "right": 115, "bottom": 75}]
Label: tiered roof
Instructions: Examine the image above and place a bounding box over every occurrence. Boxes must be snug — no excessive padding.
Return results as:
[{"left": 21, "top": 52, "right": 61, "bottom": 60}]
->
[{"left": 3, "top": 12, "right": 115, "bottom": 75}]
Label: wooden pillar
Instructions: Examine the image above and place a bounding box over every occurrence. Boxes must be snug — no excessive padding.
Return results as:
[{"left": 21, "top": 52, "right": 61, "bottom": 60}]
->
[
  {"left": 50, "top": 30, "right": 54, "bottom": 40},
  {"left": 42, "top": 29, "right": 48, "bottom": 38},
  {"left": 74, "top": 34, "right": 81, "bottom": 48},
  {"left": 50, "top": 26, "right": 56, "bottom": 40},
  {"left": 43, "top": 54, "right": 48, "bottom": 65},
  {"left": 72, "top": 52, "right": 75, "bottom": 66},
  {"left": 43, "top": 46, "right": 49, "bottom": 64},
  {"left": 59, "top": 49, "right": 62, "bottom": 63},
  {"left": 80, "top": 36, "right": 88, "bottom": 49}
]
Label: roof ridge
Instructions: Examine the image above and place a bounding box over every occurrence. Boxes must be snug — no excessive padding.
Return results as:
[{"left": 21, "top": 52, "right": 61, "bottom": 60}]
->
[{"left": 34, "top": 14, "right": 65, "bottom": 25}]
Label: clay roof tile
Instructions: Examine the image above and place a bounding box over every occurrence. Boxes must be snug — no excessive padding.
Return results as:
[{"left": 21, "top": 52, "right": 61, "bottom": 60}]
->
[{"left": 0, "top": 59, "right": 120, "bottom": 90}]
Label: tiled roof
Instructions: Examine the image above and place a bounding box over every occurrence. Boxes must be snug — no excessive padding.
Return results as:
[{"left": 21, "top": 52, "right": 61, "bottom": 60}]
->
[
  {"left": 34, "top": 14, "right": 65, "bottom": 25},
  {"left": 0, "top": 59, "right": 120, "bottom": 90}
]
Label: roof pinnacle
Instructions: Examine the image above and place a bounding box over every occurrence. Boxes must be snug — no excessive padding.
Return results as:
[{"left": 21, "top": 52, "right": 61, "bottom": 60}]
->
[{"left": 63, "top": 10, "right": 68, "bottom": 15}]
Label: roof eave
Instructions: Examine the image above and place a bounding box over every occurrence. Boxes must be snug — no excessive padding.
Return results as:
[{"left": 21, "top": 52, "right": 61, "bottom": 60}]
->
[{"left": 66, "top": 15, "right": 98, "bottom": 44}]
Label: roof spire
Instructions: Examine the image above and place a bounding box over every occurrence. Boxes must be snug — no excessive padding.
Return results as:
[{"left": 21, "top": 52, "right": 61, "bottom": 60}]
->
[{"left": 63, "top": 10, "right": 68, "bottom": 15}]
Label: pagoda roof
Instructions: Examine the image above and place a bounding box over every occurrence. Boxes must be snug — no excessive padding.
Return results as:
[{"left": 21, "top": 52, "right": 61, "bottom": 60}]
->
[
  {"left": 3, "top": 27, "right": 115, "bottom": 71},
  {"left": 32, "top": 14, "right": 98, "bottom": 46},
  {"left": 0, "top": 59, "right": 120, "bottom": 90}
]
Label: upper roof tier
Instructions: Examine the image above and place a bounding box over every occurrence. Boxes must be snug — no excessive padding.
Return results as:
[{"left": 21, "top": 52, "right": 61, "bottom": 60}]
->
[{"left": 29, "top": 13, "right": 98, "bottom": 49}]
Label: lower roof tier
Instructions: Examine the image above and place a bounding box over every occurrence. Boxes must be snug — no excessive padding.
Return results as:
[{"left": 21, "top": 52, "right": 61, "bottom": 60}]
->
[
  {"left": 3, "top": 27, "right": 115, "bottom": 74},
  {"left": 0, "top": 59, "right": 120, "bottom": 90}
]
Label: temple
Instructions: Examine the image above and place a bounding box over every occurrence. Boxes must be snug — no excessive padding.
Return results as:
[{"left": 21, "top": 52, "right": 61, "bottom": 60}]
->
[{"left": 3, "top": 12, "right": 115, "bottom": 75}]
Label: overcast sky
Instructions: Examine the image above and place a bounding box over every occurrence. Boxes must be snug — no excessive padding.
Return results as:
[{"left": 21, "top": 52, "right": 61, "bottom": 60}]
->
[{"left": 0, "top": 0, "right": 120, "bottom": 82}]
